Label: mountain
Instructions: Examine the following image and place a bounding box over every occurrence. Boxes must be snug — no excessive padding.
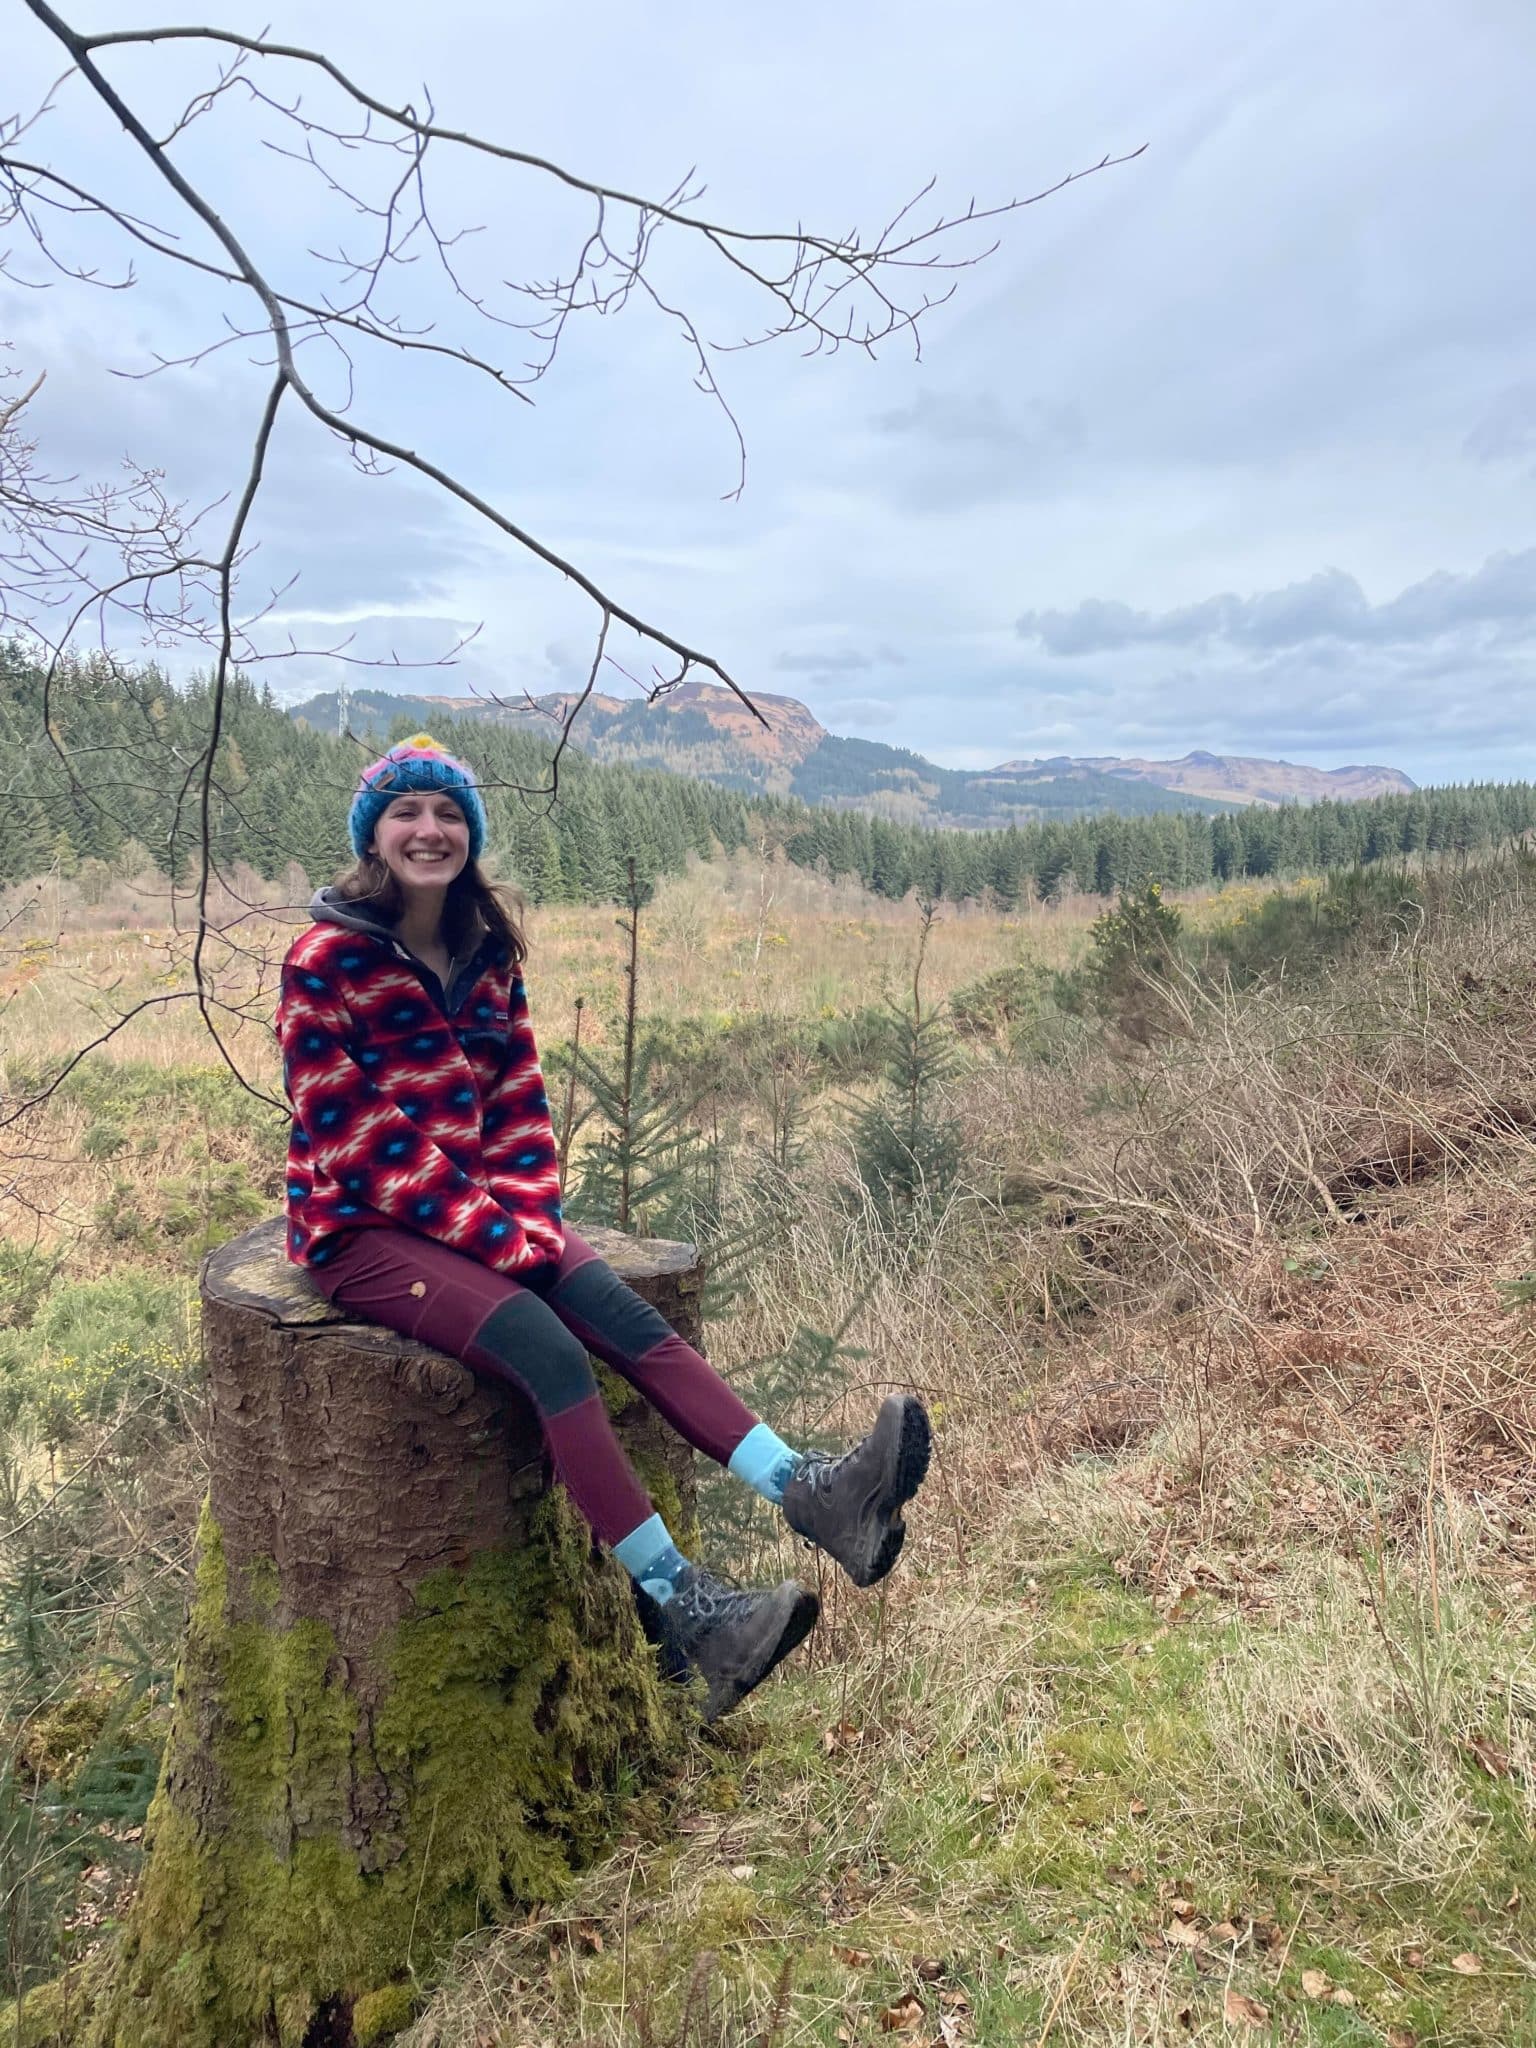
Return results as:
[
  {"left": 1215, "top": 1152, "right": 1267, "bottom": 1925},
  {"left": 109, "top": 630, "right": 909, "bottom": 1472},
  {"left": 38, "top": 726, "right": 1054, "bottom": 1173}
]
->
[
  {"left": 990, "top": 749, "right": 1416, "bottom": 806},
  {"left": 288, "top": 683, "right": 1409, "bottom": 826}
]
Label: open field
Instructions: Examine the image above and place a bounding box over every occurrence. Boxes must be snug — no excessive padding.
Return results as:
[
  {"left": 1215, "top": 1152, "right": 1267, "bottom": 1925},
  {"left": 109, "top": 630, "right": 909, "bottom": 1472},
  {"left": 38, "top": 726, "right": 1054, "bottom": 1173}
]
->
[{"left": 3, "top": 852, "right": 1535, "bottom": 2044}]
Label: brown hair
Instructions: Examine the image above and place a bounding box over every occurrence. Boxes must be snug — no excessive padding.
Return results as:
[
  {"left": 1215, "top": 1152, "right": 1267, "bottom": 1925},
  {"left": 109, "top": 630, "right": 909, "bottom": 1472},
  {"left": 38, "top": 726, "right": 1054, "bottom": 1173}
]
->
[{"left": 332, "top": 853, "right": 528, "bottom": 964}]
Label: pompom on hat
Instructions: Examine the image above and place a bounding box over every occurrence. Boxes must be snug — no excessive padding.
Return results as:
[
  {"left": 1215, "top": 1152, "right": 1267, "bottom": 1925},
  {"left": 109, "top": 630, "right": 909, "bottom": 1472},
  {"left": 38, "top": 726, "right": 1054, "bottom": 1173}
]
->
[{"left": 349, "top": 734, "right": 487, "bottom": 861}]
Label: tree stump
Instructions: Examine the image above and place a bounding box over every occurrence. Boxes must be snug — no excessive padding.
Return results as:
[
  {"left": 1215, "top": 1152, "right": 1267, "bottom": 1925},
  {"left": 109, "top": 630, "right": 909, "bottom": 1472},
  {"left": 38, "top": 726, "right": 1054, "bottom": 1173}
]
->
[{"left": 87, "top": 1217, "right": 700, "bottom": 2048}]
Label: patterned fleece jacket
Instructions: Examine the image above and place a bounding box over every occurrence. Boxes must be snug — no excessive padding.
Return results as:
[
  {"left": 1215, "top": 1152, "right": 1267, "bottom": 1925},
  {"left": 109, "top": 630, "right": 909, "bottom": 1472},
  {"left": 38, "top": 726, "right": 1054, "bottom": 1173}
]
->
[{"left": 276, "top": 887, "right": 564, "bottom": 1275}]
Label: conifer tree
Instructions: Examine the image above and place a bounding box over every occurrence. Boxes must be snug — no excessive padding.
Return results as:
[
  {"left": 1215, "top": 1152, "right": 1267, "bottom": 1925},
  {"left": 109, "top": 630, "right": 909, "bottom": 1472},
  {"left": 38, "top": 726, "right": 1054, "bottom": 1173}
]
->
[
  {"left": 568, "top": 863, "right": 702, "bottom": 1234},
  {"left": 849, "top": 901, "right": 964, "bottom": 1229}
]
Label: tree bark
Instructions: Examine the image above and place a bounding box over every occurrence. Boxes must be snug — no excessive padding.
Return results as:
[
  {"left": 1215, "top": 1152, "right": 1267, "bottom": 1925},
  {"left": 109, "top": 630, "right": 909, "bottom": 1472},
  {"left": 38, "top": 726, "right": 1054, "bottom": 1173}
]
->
[{"left": 76, "top": 1217, "right": 699, "bottom": 2048}]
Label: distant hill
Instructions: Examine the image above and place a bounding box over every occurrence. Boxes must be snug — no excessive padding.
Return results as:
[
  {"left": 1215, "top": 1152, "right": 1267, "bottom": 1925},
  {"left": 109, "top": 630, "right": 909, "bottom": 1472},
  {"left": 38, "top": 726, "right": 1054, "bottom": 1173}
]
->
[
  {"left": 288, "top": 683, "right": 1408, "bottom": 825},
  {"left": 991, "top": 749, "right": 1416, "bottom": 807}
]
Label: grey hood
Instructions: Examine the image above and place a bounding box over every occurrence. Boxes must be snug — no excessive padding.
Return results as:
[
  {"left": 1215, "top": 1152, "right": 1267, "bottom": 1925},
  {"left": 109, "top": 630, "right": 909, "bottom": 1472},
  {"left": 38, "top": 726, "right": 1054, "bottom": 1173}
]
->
[
  {"left": 307, "top": 887, "right": 504, "bottom": 1006},
  {"left": 309, "top": 884, "right": 397, "bottom": 943}
]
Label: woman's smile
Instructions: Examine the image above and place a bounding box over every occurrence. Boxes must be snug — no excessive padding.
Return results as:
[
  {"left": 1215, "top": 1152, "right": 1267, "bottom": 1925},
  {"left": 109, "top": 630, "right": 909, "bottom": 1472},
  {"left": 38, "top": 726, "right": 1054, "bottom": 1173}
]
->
[{"left": 372, "top": 793, "right": 470, "bottom": 888}]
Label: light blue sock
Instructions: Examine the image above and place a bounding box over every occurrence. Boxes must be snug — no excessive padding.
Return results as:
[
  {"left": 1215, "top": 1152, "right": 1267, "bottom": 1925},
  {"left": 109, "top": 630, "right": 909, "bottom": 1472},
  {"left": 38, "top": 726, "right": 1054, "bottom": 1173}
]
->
[
  {"left": 728, "top": 1421, "right": 803, "bottom": 1507},
  {"left": 613, "top": 1511, "right": 690, "bottom": 1606}
]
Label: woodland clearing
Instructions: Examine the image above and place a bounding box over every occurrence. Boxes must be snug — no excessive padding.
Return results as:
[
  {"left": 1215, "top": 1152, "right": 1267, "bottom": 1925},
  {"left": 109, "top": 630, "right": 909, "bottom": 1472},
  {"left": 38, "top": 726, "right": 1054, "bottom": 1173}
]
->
[{"left": 1, "top": 851, "right": 1534, "bottom": 2046}]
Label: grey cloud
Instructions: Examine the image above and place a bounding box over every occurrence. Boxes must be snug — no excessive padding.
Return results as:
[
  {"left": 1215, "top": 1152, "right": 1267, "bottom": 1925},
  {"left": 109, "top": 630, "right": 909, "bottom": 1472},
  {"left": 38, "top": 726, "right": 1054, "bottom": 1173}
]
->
[
  {"left": 837, "top": 698, "right": 900, "bottom": 728},
  {"left": 772, "top": 642, "right": 909, "bottom": 675},
  {"left": 773, "top": 649, "right": 874, "bottom": 673},
  {"left": 1464, "top": 385, "right": 1536, "bottom": 466},
  {"left": 10, "top": 303, "right": 501, "bottom": 622},
  {"left": 867, "top": 389, "right": 1084, "bottom": 511},
  {"left": 1017, "top": 552, "right": 1536, "bottom": 657}
]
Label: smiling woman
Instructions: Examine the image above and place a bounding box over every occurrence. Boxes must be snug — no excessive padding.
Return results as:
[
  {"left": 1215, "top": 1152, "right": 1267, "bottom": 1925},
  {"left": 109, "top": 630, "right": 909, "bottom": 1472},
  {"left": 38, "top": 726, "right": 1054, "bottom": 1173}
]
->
[{"left": 275, "top": 732, "right": 932, "bottom": 1724}]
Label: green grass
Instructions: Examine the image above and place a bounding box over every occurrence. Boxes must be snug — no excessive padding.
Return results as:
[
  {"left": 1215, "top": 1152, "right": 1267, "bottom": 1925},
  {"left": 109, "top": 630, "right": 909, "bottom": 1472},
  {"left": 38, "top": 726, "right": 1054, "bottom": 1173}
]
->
[{"left": 402, "top": 1529, "right": 1536, "bottom": 2047}]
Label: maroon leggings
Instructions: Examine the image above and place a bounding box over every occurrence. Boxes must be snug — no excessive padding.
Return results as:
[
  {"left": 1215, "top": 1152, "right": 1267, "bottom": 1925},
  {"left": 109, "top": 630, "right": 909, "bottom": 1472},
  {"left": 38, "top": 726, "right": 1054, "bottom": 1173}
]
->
[{"left": 309, "top": 1225, "right": 758, "bottom": 1545}]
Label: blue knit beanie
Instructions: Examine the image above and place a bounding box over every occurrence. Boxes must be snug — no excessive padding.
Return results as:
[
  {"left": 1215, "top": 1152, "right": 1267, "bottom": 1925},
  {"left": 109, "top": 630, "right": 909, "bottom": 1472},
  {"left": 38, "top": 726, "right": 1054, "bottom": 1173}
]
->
[{"left": 349, "top": 734, "right": 487, "bottom": 860}]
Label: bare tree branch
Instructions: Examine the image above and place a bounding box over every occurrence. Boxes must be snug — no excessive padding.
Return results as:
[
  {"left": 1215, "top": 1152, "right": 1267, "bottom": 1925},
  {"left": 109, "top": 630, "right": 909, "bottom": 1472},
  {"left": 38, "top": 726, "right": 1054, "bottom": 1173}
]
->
[{"left": 1, "top": 0, "right": 1139, "bottom": 1113}]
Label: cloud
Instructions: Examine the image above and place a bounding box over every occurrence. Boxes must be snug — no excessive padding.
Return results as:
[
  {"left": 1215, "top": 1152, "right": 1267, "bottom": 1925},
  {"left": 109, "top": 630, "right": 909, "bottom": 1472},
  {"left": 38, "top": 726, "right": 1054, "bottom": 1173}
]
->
[
  {"left": 773, "top": 648, "right": 874, "bottom": 673},
  {"left": 1016, "top": 551, "right": 1536, "bottom": 657},
  {"left": 867, "top": 388, "right": 1084, "bottom": 511},
  {"left": 837, "top": 698, "right": 900, "bottom": 728},
  {"left": 9, "top": 0, "right": 1536, "bottom": 789},
  {"left": 1464, "top": 385, "right": 1536, "bottom": 468}
]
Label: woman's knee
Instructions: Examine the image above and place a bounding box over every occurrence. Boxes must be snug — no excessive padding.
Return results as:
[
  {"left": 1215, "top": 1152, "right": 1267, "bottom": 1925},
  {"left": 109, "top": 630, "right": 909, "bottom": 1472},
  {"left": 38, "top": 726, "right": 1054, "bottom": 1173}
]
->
[
  {"left": 467, "top": 1292, "right": 598, "bottom": 1417},
  {"left": 546, "top": 1256, "right": 675, "bottom": 1360}
]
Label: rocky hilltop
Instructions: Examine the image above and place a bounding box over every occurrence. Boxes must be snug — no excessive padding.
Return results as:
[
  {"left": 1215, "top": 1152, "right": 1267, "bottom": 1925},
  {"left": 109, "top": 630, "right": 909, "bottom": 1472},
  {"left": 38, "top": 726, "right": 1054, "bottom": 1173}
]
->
[
  {"left": 991, "top": 749, "right": 1416, "bottom": 806},
  {"left": 290, "top": 684, "right": 1413, "bottom": 826}
]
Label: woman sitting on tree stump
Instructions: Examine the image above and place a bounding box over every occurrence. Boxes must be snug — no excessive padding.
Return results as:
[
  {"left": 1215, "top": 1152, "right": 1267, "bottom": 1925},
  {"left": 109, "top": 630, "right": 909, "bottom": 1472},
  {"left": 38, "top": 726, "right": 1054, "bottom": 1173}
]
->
[{"left": 276, "top": 734, "right": 932, "bottom": 1721}]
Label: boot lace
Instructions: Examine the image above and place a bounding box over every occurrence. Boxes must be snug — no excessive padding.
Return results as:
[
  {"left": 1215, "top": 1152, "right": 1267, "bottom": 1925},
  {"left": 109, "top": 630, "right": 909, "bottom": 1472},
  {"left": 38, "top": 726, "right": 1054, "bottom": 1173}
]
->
[
  {"left": 794, "top": 1447, "right": 849, "bottom": 1502},
  {"left": 664, "top": 1567, "right": 755, "bottom": 1654}
]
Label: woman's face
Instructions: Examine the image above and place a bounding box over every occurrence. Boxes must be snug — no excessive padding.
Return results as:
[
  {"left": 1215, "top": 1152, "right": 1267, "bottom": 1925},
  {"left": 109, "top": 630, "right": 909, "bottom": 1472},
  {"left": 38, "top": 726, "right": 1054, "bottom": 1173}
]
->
[{"left": 370, "top": 791, "right": 471, "bottom": 897}]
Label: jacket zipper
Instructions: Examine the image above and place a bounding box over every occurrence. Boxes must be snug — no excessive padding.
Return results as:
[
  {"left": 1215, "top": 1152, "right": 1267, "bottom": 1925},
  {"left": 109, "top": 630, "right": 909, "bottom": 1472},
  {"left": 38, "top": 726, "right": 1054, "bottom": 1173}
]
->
[{"left": 389, "top": 939, "right": 489, "bottom": 1020}]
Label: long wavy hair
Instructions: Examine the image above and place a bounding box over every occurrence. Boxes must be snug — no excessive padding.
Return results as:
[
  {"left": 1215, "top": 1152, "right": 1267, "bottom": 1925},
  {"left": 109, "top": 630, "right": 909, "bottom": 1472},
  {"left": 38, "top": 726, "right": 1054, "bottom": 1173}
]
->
[{"left": 331, "top": 852, "right": 528, "bottom": 965}]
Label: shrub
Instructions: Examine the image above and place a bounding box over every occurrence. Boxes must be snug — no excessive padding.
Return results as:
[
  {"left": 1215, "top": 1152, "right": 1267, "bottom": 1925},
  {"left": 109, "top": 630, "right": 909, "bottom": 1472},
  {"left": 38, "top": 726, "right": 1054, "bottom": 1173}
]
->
[
  {"left": 0, "top": 1244, "right": 65, "bottom": 1333},
  {"left": 1204, "top": 867, "right": 1425, "bottom": 983},
  {"left": 950, "top": 961, "right": 1060, "bottom": 1053},
  {"left": 0, "top": 1270, "right": 196, "bottom": 1440},
  {"left": 1080, "top": 881, "right": 1186, "bottom": 1045}
]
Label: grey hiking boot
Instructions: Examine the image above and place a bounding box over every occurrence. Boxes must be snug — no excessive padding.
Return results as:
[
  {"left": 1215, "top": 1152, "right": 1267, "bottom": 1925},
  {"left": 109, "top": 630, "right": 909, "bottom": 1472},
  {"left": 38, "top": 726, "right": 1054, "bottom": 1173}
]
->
[
  {"left": 781, "top": 1393, "right": 932, "bottom": 1587},
  {"left": 658, "top": 1566, "right": 820, "bottom": 1723}
]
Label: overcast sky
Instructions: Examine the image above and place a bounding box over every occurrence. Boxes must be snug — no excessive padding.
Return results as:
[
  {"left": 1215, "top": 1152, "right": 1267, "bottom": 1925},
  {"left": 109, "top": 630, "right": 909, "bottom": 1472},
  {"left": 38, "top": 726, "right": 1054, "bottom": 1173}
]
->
[{"left": 7, "top": 0, "right": 1535, "bottom": 782}]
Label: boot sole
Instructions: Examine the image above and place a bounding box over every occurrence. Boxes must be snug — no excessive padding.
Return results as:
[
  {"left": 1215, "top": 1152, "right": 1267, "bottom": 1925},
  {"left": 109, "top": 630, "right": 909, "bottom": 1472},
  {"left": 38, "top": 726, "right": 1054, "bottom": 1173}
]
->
[
  {"left": 856, "top": 1395, "right": 933, "bottom": 1588},
  {"left": 702, "top": 1585, "right": 821, "bottom": 1723}
]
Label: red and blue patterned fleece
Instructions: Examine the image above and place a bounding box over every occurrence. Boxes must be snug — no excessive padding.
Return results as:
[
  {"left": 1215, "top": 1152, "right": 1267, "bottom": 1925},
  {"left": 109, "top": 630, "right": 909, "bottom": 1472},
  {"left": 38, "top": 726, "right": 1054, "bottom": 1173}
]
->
[{"left": 276, "top": 891, "right": 564, "bottom": 1275}]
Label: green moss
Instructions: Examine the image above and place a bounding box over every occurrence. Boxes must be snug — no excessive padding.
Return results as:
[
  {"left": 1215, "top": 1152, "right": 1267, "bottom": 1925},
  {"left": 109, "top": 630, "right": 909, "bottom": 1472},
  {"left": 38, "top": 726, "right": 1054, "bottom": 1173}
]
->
[
  {"left": 0, "top": 1965, "right": 100, "bottom": 2048},
  {"left": 75, "top": 1493, "right": 683, "bottom": 2048},
  {"left": 352, "top": 1982, "right": 416, "bottom": 2044},
  {"left": 592, "top": 1367, "right": 698, "bottom": 1553},
  {"left": 18, "top": 1691, "right": 116, "bottom": 1785},
  {"left": 595, "top": 1360, "right": 632, "bottom": 1420}
]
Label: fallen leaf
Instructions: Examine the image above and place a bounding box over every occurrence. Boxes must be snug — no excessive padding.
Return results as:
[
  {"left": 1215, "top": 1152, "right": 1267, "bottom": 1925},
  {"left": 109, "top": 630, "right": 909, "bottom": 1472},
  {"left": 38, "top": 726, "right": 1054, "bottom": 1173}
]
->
[
  {"left": 1163, "top": 1919, "right": 1202, "bottom": 1949},
  {"left": 1207, "top": 1920, "right": 1241, "bottom": 1944},
  {"left": 912, "top": 1956, "right": 945, "bottom": 1981},
  {"left": 833, "top": 1946, "right": 871, "bottom": 1968},
  {"left": 1167, "top": 1896, "right": 1195, "bottom": 1918},
  {"left": 1223, "top": 1989, "right": 1268, "bottom": 2026},
  {"left": 728, "top": 1863, "right": 756, "bottom": 1881},
  {"left": 823, "top": 1720, "right": 863, "bottom": 1756},
  {"left": 1301, "top": 1969, "right": 1332, "bottom": 2000},
  {"left": 1466, "top": 1734, "right": 1511, "bottom": 1778},
  {"left": 1129, "top": 1796, "right": 1149, "bottom": 1816},
  {"left": 575, "top": 1923, "right": 604, "bottom": 1954},
  {"left": 1331, "top": 1987, "right": 1357, "bottom": 2007},
  {"left": 1401, "top": 1946, "right": 1426, "bottom": 1969},
  {"left": 879, "top": 1992, "right": 926, "bottom": 2033},
  {"left": 1451, "top": 1952, "right": 1482, "bottom": 1975},
  {"left": 1387, "top": 2030, "right": 1417, "bottom": 2048}
]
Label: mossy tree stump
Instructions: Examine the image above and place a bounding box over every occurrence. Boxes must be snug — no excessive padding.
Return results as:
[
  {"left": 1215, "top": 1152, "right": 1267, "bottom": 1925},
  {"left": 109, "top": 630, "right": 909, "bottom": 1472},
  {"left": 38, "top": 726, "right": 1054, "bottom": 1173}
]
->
[{"left": 89, "top": 1217, "right": 699, "bottom": 2048}]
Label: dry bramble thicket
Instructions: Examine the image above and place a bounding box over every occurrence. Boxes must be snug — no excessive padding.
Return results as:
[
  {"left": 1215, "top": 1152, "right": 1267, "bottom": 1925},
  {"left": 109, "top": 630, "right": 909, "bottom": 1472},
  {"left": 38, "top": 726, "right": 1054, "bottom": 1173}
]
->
[{"left": 1, "top": 848, "right": 1535, "bottom": 2046}]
